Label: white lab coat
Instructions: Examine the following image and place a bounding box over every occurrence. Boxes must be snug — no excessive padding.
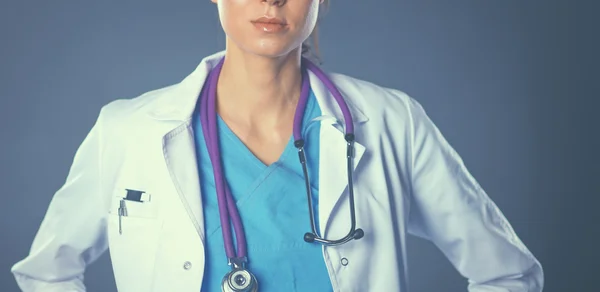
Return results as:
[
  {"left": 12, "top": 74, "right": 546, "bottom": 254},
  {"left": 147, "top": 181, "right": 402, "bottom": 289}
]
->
[{"left": 11, "top": 51, "right": 544, "bottom": 292}]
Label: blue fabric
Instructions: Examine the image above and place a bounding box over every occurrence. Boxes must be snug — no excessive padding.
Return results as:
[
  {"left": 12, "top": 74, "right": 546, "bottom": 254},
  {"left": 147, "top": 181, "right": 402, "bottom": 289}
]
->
[{"left": 193, "top": 89, "right": 332, "bottom": 292}]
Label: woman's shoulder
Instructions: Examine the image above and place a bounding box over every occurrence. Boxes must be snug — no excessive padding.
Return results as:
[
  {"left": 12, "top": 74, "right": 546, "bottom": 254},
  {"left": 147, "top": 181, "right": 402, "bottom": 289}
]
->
[
  {"left": 89, "top": 82, "right": 185, "bottom": 148},
  {"left": 327, "top": 71, "right": 428, "bottom": 125},
  {"left": 99, "top": 84, "right": 180, "bottom": 123}
]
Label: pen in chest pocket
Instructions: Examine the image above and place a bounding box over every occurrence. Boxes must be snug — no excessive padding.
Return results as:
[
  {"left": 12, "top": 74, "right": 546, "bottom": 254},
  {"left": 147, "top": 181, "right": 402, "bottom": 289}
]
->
[{"left": 118, "top": 199, "right": 128, "bottom": 234}]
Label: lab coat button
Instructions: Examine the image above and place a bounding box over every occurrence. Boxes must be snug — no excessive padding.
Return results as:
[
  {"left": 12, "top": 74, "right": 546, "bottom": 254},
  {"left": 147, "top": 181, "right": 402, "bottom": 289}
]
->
[
  {"left": 341, "top": 258, "right": 349, "bottom": 266},
  {"left": 183, "top": 261, "right": 192, "bottom": 270}
]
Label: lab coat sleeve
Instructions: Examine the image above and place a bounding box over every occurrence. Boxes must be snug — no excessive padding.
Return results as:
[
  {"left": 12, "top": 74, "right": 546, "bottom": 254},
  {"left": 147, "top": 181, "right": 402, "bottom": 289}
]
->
[
  {"left": 404, "top": 97, "right": 544, "bottom": 291},
  {"left": 11, "top": 108, "right": 110, "bottom": 291}
]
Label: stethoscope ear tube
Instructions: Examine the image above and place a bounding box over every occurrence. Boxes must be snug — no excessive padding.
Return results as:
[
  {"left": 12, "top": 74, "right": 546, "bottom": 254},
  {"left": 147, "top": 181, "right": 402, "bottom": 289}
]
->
[
  {"left": 296, "top": 132, "right": 364, "bottom": 246},
  {"left": 293, "top": 58, "right": 363, "bottom": 246},
  {"left": 304, "top": 229, "right": 364, "bottom": 245}
]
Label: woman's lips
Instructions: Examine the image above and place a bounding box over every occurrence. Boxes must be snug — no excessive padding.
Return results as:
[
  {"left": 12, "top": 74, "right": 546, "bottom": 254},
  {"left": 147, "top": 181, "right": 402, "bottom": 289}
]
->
[{"left": 251, "top": 17, "right": 287, "bottom": 33}]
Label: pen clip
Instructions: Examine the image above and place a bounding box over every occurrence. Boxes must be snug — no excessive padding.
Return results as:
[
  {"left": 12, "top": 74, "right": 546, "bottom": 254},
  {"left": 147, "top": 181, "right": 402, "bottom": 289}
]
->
[
  {"left": 119, "top": 199, "right": 128, "bottom": 216},
  {"left": 118, "top": 199, "right": 128, "bottom": 235}
]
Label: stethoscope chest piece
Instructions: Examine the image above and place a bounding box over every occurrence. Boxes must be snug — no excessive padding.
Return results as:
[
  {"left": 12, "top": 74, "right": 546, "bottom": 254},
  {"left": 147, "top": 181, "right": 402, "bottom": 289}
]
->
[{"left": 221, "top": 268, "right": 258, "bottom": 292}]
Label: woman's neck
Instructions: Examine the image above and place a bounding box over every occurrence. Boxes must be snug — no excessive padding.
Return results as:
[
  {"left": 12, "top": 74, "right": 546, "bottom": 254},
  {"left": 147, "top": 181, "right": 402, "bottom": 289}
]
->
[{"left": 216, "top": 44, "right": 303, "bottom": 127}]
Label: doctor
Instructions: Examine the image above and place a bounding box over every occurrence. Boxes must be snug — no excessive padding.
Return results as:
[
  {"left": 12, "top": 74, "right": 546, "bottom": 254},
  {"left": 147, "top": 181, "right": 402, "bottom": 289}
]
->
[{"left": 12, "top": 0, "right": 544, "bottom": 291}]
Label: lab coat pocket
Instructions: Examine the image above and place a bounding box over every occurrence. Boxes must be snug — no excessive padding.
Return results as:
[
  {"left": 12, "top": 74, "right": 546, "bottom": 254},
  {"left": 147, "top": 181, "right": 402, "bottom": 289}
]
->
[{"left": 106, "top": 206, "right": 163, "bottom": 292}]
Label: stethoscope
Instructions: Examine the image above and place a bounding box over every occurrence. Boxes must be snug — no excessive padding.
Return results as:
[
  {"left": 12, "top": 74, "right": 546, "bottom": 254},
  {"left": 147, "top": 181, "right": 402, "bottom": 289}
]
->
[{"left": 199, "top": 57, "right": 364, "bottom": 292}]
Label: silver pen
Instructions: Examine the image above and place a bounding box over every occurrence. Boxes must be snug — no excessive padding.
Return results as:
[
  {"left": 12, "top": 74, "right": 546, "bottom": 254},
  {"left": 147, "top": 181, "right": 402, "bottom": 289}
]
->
[{"left": 118, "top": 199, "right": 128, "bottom": 234}]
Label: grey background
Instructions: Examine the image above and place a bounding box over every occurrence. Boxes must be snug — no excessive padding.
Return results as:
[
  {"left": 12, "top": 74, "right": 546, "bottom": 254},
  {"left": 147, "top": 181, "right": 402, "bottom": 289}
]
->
[{"left": 1, "top": 0, "right": 598, "bottom": 291}]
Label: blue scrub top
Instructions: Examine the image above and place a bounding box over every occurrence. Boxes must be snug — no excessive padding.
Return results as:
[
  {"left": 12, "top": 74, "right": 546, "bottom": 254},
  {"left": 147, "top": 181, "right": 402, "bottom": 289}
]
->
[{"left": 193, "top": 88, "right": 332, "bottom": 292}]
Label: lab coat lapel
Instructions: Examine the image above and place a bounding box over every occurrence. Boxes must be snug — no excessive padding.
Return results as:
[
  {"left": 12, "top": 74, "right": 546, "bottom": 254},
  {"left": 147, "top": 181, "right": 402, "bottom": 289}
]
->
[
  {"left": 318, "top": 125, "right": 366, "bottom": 236},
  {"left": 149, "top": 52, "right": 227, "bottom": 242},
  {"left": 307, "top": 70, "right": 369, "bottom": 237},
  {"left": 162, "top": 123, "right": 205, "bottom": 242}
]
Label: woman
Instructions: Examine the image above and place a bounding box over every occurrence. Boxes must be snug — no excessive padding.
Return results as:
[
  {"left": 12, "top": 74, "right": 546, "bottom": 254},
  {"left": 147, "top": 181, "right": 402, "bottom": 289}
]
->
[{"left": 12, "top": 0, "right": 544, "bottom": 291}]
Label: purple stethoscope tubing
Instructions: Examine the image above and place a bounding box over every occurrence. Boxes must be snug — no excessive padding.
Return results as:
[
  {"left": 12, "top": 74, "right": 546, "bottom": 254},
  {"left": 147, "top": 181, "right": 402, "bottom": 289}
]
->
[
  {"left": 199, "top": 56, "right": 364, "bottom": 266},
  {"left": 201, "top": 60, "right": 247, "bottom": 261}
]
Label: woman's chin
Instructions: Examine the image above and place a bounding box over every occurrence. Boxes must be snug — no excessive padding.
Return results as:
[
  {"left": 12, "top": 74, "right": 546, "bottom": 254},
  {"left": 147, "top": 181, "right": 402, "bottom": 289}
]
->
[{"left": 244, "top": 42, "right": 300, "bottom": 59}]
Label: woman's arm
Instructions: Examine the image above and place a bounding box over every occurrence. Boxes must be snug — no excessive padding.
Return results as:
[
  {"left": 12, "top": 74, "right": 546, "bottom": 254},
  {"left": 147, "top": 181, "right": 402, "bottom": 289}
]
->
[
  {"left": 11, "top": 108, "right": 110, "bottom": 292},
  {"left": 404, "top": 96, "right": 544, "bottom": 291}
]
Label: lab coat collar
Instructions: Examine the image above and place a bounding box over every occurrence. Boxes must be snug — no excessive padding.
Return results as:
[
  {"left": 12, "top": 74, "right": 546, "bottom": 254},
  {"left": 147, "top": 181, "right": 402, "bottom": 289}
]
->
[{"left": 146, "top": 51, "right": 369, "bottom": 124}]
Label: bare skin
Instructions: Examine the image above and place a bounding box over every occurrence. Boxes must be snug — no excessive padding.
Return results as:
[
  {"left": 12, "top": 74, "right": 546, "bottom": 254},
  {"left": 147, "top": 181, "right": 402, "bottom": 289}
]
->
[
  {"left": 210, "top": 0, "right": 323, "bottom": 165},
  {"left": 216, "top": 45, "right": 302, "bottom": 165}
]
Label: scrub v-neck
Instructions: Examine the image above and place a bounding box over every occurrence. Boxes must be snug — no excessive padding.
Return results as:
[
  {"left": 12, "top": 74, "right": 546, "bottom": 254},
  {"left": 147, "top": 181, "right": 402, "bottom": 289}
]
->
[{"left": 193, "top": 88, "right": 331, "bottom": 292}]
